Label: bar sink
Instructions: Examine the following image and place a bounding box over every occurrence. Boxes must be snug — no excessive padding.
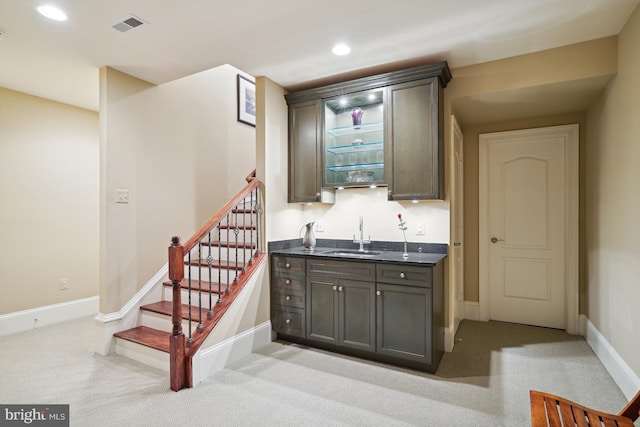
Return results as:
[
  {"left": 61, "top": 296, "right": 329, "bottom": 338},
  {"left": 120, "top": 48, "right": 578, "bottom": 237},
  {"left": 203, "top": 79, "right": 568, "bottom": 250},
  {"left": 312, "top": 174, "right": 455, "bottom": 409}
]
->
[{"left": 323, "top": 249, "right": 382, "bottom": 258}]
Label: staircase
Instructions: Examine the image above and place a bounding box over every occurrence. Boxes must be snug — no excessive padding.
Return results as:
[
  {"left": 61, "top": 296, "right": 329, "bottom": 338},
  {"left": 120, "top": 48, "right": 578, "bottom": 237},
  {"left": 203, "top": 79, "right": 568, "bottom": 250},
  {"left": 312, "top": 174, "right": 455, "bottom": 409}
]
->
[{"left": 113, "top": 171, "right": 265, "bottom": 390}]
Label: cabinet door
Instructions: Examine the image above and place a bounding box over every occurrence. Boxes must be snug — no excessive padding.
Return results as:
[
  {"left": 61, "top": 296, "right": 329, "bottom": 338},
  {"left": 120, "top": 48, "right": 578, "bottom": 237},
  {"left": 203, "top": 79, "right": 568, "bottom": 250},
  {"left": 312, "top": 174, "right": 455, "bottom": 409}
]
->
[
  {"left": 386, "top": 77, "right": 444, "bottom": 200},
  {"left": 376, "top": 283, "right": 432, "bottom": 364},
  {"left": 288, "top": 99, "right": 322, "bottom": 203},
  {"left": 306, "top": 276, "right": 338, "bottom": 344},
  {"left": 338, "top": 280, "right": 376, "bottom": 352}
]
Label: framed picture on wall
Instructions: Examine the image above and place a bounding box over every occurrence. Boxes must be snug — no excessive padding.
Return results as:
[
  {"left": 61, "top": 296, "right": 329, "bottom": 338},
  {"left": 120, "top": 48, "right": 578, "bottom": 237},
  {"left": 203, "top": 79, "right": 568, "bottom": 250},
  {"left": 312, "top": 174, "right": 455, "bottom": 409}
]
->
[{"left": 237, "top": 74, "right": 256, "bottom": 127}]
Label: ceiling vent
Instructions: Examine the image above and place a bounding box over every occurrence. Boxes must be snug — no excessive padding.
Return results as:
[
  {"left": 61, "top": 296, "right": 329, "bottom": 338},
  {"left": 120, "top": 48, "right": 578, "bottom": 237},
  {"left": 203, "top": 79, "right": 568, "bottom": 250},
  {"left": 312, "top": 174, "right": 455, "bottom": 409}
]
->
[{"left": 112, "top": 15, "right": 146, "bottom": 33}]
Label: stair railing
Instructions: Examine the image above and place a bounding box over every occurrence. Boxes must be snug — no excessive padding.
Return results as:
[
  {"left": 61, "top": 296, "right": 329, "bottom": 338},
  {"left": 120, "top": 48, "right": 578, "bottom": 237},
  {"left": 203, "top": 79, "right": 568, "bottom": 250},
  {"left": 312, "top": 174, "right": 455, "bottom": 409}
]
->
[{"left": 168, "top": 170, "right": 263, "bottom": 391}]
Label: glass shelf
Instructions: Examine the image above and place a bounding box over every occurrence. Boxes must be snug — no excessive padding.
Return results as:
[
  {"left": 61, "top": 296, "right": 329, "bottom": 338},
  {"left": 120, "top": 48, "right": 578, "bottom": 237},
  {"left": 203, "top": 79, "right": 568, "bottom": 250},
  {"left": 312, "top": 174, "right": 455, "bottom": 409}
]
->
[
  {"left": 325, "top": 121, "right": 383, "bottom": 137},
  {"left": 326, "top": 162, "right": 383, "bottom": 172},
  {"left": 326, "top": 141, "right": 383, "bottom": 155},
  {"left": 323, "top": 88, "right": 385, "bottom": 187}
]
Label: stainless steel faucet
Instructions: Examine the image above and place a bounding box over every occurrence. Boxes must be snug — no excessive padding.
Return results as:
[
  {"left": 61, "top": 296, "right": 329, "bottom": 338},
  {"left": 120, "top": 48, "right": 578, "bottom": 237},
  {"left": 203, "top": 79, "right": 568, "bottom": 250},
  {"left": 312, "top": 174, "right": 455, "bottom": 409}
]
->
[{"left": 353, "top": 216, "right": 371, "bottom": 251}]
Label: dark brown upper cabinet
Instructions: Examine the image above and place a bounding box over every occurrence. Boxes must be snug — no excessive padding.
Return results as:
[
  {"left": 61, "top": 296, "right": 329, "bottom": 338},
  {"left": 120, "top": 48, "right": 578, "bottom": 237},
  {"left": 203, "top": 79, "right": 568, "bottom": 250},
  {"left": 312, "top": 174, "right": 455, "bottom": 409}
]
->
[{"left": 285, "top": 62, "right": 451, "bottom": 203}]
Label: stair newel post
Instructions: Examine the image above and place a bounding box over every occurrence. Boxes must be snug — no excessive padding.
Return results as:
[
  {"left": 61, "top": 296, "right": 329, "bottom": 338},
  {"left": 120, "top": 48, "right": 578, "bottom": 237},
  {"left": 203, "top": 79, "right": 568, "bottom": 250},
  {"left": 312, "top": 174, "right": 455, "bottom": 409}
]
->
[{"left": 168, "top": 236, "right": 187, "bottom": 391}]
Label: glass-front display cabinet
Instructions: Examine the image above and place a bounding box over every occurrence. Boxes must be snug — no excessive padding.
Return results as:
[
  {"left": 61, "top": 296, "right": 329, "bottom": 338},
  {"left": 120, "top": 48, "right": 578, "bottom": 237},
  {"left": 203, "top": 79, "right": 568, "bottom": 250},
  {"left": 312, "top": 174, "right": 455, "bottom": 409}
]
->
[{"left": 323, "top": 89, "right": 385, "bottom": 188}]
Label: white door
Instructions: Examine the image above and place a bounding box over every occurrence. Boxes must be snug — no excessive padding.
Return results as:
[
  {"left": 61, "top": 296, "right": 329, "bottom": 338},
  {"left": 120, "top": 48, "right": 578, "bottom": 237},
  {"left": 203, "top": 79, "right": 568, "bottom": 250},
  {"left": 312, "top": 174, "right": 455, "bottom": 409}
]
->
[
  {"left": 450, "top": 115, "right": 464, "bottom": 335},
  {"left": 479, "top": 125, "right": 579, "bottom": 331}
]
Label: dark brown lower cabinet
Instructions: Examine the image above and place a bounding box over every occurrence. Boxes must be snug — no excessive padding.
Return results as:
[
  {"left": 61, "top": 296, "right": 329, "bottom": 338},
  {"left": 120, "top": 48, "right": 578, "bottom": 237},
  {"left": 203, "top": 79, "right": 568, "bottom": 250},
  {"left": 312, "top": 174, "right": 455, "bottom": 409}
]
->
[
  {"left": 376, "top": 283, "right": 432, "bottom": 364},
  {"left": 307, "top": 277, "right": 376, "bottom": 353},
  {"left": 271, "top": 254, "right": 444, "bottom": 373}
]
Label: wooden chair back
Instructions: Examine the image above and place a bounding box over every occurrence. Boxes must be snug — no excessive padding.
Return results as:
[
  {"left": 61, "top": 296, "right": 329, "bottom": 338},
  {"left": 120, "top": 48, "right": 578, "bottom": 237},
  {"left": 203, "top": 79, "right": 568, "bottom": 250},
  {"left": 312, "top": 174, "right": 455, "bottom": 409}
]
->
[{"left": 530, "top": 389, "right": 640, "bottom": 426}]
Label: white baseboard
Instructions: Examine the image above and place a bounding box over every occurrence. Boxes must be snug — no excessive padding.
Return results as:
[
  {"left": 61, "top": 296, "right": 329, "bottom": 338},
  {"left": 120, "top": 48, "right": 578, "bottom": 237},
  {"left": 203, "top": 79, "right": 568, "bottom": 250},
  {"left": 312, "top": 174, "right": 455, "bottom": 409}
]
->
[
  {"left": 584, "top": 317, "right": 640, "bottom": 399},
  {"left": 464, "top": 301, "right": 480, "bottom": 321},
  {"left": 191, "top": 321, "right": 272, "bottom": 386},
  {"left": 444, "top": 327, "right": 454, "bottom": 352},
  {"left": 93, "top": 265, "right": 168, "bottom": 356},
  {"left": 0, "top": 296, "right": 99, "bottom": 336}
]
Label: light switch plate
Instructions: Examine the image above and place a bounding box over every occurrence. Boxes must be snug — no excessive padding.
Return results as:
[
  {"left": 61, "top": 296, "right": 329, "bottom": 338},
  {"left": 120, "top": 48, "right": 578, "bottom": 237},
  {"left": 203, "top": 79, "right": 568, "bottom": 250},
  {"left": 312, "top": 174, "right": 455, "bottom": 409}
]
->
[{"left": 416, "top": 223, "right": 425, "bottom": 235}]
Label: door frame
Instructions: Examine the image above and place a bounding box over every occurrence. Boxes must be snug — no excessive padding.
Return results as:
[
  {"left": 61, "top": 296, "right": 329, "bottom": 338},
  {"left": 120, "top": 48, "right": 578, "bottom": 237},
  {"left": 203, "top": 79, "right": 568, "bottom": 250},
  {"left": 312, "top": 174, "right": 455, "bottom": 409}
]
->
[
  {"left": 447, "top": 114, "right": 464, "bottom": 351},
  {"left": 478, "top": 124, "right": 579, "bottom": 334}
]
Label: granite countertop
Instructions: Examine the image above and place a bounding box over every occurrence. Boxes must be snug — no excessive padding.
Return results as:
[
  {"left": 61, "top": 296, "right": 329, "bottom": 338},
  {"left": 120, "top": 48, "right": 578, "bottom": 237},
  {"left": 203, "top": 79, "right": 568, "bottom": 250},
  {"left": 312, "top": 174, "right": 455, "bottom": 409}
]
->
[{"left": 269, "top": 239, "right": 447, "bottom": 266}]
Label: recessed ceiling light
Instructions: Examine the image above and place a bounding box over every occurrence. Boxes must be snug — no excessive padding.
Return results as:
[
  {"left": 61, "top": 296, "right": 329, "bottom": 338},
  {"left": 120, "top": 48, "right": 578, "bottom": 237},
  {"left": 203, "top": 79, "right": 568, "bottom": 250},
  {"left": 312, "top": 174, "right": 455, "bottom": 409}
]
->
[
  {"left": 332, "top": 44, "right": 351, "bottom": 56},
  {"left": 37, "top": 5, "right": 68, "bottom": 21}
]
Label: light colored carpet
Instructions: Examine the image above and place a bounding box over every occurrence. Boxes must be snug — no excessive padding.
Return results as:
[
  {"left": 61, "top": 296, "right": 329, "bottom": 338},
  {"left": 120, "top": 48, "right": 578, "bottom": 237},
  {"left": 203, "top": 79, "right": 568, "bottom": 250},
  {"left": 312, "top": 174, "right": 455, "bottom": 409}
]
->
[{"left": 0, "top": 316, "right": 629, "bottom": 426}]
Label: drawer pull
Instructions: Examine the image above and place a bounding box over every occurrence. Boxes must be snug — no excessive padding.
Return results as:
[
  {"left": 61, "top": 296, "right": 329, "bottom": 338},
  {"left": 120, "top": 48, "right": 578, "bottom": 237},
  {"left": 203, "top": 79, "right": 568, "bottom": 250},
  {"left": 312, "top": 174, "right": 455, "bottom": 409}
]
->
[
  {"left": 376, "top": 290, "right": 382, "bottom": 296},
  {"left": 333, "top": 285, "right": 337, "bottom": 291},
  {"left": 285, "top": 263, "right": 291, "bottom": 268},
  {"left": 285, "top": 295, "right": 291, "bottom": 301},
  {"left": 400, "top": 272, "right": 406, "bottom": 279},
  {"left": 285, "top": 319, "right": 291, "bottom": 324},
  {"left": 285, "top": 279, "right": 291, "bottom": 285},
  {"left": 338, "top": 286, "right": 343, "bottom": 292}
]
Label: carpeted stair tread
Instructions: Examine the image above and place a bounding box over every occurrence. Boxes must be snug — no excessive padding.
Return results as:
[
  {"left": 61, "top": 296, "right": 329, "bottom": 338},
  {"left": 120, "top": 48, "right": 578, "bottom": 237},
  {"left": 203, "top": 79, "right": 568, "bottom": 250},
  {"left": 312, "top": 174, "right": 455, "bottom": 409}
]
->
[{"left": 114, "top": 326, "right": 170, "bottom": 352}]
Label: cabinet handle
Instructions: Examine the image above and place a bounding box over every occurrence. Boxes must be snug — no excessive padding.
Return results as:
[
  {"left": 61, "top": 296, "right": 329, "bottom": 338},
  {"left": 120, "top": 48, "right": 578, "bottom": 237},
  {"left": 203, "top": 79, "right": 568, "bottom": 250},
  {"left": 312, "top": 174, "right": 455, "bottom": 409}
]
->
[
  {"left": 285, "top": 319, "right": 291, "bottom": 324},
  {"left": 338, "top": 286, "right": 343, "bottom": 292},
  {"left": 333, "top": 285, "right": 337, "bottom": 291},
  {"left": 285, "top": 279, "right": 291, "bottom": 285},
  {"left": 376, "top": 290, "right": 382, "bottom": 296},
  {"left": 285, "top": 295, "right": 291, "bottom": 301},
  {"left": 400, "top": 272, "right": 406, "bottom": 278},
  {"left": 285, "top": 263, "right": 291, "bottom": 268}
]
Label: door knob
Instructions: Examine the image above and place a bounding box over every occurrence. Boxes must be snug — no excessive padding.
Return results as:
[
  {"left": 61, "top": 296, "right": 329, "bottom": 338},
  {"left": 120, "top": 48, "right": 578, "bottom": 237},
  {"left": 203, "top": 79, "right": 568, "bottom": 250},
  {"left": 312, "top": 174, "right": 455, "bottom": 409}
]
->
[{"left": 491, "top": 237, "right": 504, "bottom": 243}]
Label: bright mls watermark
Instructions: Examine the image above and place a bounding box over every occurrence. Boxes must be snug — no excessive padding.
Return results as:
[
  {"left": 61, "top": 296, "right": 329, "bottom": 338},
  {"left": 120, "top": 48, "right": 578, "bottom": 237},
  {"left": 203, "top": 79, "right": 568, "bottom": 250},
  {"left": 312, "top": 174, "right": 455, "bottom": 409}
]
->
[{"left": 0, "top": 405, "right": 69, "bottom": 426}]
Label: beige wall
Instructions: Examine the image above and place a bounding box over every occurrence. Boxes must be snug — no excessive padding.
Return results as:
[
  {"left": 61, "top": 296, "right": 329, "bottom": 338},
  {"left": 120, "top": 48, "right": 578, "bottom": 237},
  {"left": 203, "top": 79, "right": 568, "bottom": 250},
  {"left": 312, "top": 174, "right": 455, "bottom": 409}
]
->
[
  {"left": 445, "top": 38, "right": 618, "bottom": 313},
  {"left": 257, "top": 77, "right": 305, "bottom": 243},
  {"left": 99, "top": 65, "right": 256, "bottom": 314},
  {"left": 585, "top": 6, "right": 640, "bottom": 376},
  {"left": 0, "top": 87, "right": 99, "bottom": 314}
]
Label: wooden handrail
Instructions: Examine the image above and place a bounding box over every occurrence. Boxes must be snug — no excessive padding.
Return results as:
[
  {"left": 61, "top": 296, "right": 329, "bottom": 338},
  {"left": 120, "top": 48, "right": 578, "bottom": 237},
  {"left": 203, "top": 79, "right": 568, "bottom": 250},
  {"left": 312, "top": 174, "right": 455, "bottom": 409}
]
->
[
  {"left": 168, "top": 170, "right": 262, "bottom": 391},
  {"left": 181, "top": 175, "right": 258, "bottom": 253}
]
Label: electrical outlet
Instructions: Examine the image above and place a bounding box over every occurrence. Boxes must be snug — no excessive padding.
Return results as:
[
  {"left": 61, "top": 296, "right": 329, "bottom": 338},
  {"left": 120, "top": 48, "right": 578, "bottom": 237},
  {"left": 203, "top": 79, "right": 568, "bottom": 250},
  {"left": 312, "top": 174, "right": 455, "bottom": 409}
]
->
[
  {"left": 116, "top": 189, "right": 129, "bottom": 204},
  {"left": 416, "top": 223, "right": 425, "bottom": 235},
  {"left": 314, "top": 221, "right": 324, "bottom": 232},
  {"left": 59, "top": 278, "right": 69, "bottom": 290}
]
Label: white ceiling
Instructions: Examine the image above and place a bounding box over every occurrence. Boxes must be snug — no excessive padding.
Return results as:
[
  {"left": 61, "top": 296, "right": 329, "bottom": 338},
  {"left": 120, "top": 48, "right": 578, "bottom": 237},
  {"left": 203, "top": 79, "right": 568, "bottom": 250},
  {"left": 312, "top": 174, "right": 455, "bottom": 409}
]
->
[{"left": 0, "top": 0, "right": 638, "bottom": 112}]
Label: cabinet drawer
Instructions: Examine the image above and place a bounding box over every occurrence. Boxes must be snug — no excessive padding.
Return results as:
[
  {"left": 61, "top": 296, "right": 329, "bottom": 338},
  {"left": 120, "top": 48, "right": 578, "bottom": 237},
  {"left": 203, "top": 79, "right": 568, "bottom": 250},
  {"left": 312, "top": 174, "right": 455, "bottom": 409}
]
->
[
  {"left": 376, "top": 263, "right": 432, "bottom": 287},
  {"left": 272, "top": 288, "right": 305, "bottom": 308},
  {"left": 272, "top": 307, "right": 305, "bottom": 338},
  {"left": 272, "top": 256, "right": 306, "bottom": 275},
  {"left": 271, "top": 274, "right": 305, "bottom": 293},
  {"left": 307, "top": 258, "right": 376, "bottom": 281}
]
